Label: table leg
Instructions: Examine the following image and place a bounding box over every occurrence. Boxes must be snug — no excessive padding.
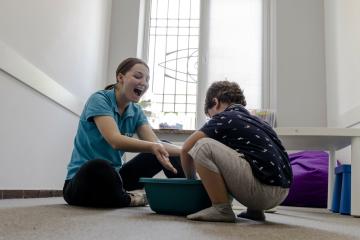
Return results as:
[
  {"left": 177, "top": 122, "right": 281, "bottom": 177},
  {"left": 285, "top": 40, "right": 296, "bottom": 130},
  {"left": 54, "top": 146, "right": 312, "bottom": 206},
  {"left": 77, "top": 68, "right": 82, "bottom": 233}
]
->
[
  {"left": 327, "top": 147, "right": 336, "bottom": 210},
  {"left": 351, "top": 137, "right": 360, "bottom": 216}
]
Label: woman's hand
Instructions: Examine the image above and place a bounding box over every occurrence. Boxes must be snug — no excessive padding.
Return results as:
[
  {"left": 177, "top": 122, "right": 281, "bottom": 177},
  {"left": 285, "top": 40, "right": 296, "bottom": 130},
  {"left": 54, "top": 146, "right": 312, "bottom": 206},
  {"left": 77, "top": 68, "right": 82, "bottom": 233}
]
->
[{"left": 150, "top": 142, "right": 178, "bottom": 174}]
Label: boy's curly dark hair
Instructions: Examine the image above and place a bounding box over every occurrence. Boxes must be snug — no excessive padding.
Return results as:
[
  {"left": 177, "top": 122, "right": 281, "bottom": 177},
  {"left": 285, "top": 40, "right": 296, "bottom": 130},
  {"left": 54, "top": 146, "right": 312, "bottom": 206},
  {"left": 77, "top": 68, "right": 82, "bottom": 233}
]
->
[{"left": 204, "top": 81, "right": 247, "bottom": 114}]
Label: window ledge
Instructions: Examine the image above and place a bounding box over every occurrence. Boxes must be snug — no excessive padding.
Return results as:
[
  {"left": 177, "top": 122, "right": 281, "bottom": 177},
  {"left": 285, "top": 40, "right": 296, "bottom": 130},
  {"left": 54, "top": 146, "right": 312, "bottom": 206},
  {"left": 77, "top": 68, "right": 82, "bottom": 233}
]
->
[{"left": 153, "top": 129, "right": 195, "bottom": 135}]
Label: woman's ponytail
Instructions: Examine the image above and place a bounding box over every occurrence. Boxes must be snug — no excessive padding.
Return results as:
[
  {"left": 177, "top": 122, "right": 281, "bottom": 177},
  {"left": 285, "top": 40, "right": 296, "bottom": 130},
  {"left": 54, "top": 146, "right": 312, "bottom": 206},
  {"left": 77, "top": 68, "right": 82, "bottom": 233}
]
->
[{"left": 104, "top": 83, "right": 116, "bottom": 90}]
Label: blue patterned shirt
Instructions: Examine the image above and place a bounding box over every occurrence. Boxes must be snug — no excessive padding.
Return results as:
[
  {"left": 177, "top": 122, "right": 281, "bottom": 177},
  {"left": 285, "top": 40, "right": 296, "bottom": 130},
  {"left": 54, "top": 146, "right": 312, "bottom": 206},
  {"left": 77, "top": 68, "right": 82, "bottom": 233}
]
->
[{"left": 200, "top": 104, "right": 292, "bottom": 188}]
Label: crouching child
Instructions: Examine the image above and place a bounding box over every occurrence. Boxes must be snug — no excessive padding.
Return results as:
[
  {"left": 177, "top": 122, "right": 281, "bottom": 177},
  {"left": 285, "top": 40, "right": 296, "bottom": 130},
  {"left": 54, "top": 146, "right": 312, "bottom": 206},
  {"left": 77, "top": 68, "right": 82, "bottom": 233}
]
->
[{"left": 180, "top": 81, "right": 293, "bottom": 222}]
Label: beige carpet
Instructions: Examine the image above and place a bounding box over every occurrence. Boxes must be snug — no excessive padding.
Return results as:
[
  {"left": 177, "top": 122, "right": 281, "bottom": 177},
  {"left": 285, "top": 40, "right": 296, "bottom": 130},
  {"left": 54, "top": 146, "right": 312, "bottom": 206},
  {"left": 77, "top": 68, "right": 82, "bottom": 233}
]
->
[{"left": 0, "top": 198, "right": 359, "bottom": 240}]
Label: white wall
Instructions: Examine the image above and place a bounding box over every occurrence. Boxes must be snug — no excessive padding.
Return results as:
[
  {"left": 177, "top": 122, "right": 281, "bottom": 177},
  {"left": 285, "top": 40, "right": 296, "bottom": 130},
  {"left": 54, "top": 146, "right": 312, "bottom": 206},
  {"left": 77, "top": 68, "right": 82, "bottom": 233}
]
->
[
  {"left": 0, "top": 0, "right": 112, "bottom": 101},
  {"left": 324, "top": 0, "right": 360, "bottom": 163},
  {"left": 275, "top": 0, "right": 327, "bottom": 127},
  {"left": 324, "top": 0, "right": 360, "bottom": 128},
  {"left": 0, "top": 0, "right": 112, "bottom": 189},
  {"left": 0, "top": 71, "right": 79, "bottom": 189},
  {"left": 106, "top": 0, "right": 143, "bottom": 85}
]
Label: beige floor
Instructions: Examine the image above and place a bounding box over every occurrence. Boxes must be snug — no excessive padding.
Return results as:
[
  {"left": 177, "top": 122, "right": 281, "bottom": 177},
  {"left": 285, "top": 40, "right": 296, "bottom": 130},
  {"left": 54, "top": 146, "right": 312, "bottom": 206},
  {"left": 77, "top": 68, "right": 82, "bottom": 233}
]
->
[{"left": 0, "top": 198, "right": 359, "bottom": 240}]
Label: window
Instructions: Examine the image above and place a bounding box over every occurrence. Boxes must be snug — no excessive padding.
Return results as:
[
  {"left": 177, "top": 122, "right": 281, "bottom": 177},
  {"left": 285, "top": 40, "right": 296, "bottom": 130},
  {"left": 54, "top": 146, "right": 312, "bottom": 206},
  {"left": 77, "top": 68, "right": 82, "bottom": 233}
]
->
[
  {"left": 141, "top": 0, "right": 200, "bottom": 130},
  {"left": 142, "top": 0, "right": 264, "bottom": 130}
]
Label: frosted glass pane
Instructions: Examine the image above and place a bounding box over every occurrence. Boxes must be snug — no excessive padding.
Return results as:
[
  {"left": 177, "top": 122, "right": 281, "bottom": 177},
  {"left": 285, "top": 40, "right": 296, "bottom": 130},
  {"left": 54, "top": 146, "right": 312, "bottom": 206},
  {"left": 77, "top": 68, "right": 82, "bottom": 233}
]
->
[
  {"left": 176, "top": 81, "right": 186, "bottom": 94},
  {"left": 190, "top": 19, "right": 200, "bottom": 27},
  {"left": 179, "top": 28, "right": 190, "bottom": 36},
  {"left": 168, "top": 0, "right": 180, "bottom": 19},
  {"left": 175, "top": 104, "right": 186, "bottom": 112},
  {"left": 156, "top": 0, "right": 169, "bottom": 18},
  {"left": 164, "top": 95, "right": 175, "bottom": 103},
  {"left": 164, "top": 77, "right": 175, "bottom": 94},
  {"left": 187, "top": 104, "right": 196, "bottom": 113},
  {"left": 168, "top": 19, "right": 178, "bottom": 27},
  {"left": 153, "top": 95, "right": 163, "bottom": 103},
  {"left": 164, "top": 103, "right": 174, "bottom": 112},
  {"left": 179, "top": 0, "right": 191, "bottom": 19},
  {"left": 206, "top": 0, "right": 262, "bottom": 109},
  {"left": 190, "top": 0, "right": 201, "bottom": 19},
  {"left": 175, "top": 95, "right": 186, "bottom": 103},
  {"left": 188, "top": 95, "right": 196, "bottom": 104},
  {"left": 157, "top": 19, "right": 167, "bottom": 27},
  {"left": 179, "top": 19, "right": 190, "bottom": 27}
]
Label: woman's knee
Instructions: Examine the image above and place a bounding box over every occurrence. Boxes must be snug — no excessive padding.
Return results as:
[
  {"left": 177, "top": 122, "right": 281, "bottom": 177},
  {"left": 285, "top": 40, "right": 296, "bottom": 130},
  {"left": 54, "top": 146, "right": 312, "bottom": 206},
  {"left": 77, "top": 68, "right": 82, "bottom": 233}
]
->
[
  {"left": 81, "top": 159, "right": 113, "bottom": 171},
  {"left": 76, "top": 159, "right": 117, "bottom": 181}
]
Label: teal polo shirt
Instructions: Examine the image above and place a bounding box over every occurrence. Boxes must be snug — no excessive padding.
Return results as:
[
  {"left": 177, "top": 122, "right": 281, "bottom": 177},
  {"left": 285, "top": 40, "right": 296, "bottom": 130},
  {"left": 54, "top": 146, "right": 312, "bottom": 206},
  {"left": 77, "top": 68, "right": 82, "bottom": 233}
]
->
[{"left": 66, "top": 89, "right": 149, "bottom": 180}]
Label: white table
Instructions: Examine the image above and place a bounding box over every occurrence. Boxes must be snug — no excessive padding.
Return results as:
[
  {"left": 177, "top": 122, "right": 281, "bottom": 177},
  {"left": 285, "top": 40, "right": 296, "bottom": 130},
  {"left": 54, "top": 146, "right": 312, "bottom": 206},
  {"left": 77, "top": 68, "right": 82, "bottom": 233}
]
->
[
  {"left": 275, "top": 127, "right": 360, "bottom": 216},
  {"left": 155, "top": 127, "right": 360, "bottom": 216}
]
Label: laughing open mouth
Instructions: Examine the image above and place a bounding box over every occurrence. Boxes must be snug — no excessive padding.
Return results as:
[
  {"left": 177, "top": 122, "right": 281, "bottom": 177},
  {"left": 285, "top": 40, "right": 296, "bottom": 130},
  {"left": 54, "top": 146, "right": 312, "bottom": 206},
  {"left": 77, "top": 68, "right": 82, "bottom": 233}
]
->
[{"left": 134, "top": 87, "right": 144, "bottom": 96}]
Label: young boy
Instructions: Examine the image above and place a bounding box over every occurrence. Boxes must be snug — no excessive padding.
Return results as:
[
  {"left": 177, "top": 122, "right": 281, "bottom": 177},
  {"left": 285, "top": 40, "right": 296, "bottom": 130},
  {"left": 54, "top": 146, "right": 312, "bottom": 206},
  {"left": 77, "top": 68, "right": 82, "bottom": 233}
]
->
[{"left": 180, "top": 81, "right": 292, "bottom": 222}]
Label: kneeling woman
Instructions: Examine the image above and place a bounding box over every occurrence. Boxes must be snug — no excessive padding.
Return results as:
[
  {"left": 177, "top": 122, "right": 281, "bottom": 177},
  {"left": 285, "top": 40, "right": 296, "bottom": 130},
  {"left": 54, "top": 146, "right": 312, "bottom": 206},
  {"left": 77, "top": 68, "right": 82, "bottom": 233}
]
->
[{"left": 63, "top": 58, "right": 184, "bottom": 208}]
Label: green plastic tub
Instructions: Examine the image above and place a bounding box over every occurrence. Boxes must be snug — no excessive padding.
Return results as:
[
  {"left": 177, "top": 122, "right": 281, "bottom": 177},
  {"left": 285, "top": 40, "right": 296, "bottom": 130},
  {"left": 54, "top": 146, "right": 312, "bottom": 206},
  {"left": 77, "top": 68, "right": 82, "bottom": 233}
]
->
[{"left": 139, "top": 178, "right": 211, "bottom": 215}]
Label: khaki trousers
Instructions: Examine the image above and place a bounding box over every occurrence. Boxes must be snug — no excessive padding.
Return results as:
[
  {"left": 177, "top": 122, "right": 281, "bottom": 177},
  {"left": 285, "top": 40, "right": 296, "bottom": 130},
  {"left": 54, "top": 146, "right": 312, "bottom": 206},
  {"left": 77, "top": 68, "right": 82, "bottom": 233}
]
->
[{"left": 188, "top": 138, "right": 289, "bottom": 210}]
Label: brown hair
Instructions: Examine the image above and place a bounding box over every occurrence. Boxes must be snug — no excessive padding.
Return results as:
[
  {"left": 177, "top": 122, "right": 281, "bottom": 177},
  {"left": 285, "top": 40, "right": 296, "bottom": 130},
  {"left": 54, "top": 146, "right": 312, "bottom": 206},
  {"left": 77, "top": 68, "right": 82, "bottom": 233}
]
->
[
  {"left": 204, "top": 80, "right": 247, "bottom": 114},
  {"left": 105, "top": 57, "right": 149, "bottom": 90}
]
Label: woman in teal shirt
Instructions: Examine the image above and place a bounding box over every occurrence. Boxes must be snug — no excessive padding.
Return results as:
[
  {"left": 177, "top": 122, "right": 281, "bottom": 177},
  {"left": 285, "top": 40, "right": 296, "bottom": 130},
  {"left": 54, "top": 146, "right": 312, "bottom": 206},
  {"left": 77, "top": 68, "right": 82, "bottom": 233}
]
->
[{"left": 63, "top": 58, "right": 184, "bottom": 208}]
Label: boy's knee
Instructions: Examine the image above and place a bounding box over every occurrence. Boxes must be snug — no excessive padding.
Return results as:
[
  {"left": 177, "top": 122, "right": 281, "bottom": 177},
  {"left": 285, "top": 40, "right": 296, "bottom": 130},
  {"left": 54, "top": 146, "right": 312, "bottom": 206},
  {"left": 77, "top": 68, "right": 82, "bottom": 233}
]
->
[
  {"left": 190, "top": 138, "right": 218, "bottom": 161},
  {"left": 189, "top": 138, "right": 220, "bottom": 173},
  {"left": 193, "top": 138, "right": 217, "bottom": 150}
]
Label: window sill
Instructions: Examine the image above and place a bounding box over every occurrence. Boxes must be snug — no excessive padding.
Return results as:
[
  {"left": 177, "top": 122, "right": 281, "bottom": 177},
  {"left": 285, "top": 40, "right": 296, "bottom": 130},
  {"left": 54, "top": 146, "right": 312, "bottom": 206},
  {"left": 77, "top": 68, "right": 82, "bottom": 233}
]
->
[{"left": 153, "top": 129, "right": 195, "bottom": 135}]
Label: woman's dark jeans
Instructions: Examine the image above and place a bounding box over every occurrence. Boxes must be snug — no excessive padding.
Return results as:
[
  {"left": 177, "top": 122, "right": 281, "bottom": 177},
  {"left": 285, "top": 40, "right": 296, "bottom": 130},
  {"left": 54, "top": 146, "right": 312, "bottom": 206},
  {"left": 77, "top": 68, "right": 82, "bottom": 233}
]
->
[{"left": 63, "top": 152, "right": 185, "bottom": 208}]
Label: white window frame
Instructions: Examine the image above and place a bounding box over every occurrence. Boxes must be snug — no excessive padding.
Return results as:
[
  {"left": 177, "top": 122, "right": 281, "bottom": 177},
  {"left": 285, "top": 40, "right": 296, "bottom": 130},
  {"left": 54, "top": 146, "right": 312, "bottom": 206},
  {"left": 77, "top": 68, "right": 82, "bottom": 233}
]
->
[{"left": 140, "top": 0, "right": 276, "bottom": 129}]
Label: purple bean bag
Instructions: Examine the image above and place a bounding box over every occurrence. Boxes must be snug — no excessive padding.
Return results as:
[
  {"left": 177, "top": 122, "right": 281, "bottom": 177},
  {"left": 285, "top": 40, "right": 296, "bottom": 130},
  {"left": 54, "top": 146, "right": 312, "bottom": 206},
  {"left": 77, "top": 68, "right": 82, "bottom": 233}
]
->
[{"left": 281, "top": 151, "right": 328, "bottom": 208}]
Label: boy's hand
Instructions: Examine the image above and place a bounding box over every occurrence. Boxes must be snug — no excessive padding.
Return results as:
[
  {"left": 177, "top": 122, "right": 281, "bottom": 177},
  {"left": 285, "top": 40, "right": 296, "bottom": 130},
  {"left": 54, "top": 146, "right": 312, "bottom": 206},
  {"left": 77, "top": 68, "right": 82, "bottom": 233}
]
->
[
  {"left": 180, "top": 149, "right": 197, "bottom": 179},
  {"left": 181, "top": 130, "right": 207, "bottom": 179}
]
